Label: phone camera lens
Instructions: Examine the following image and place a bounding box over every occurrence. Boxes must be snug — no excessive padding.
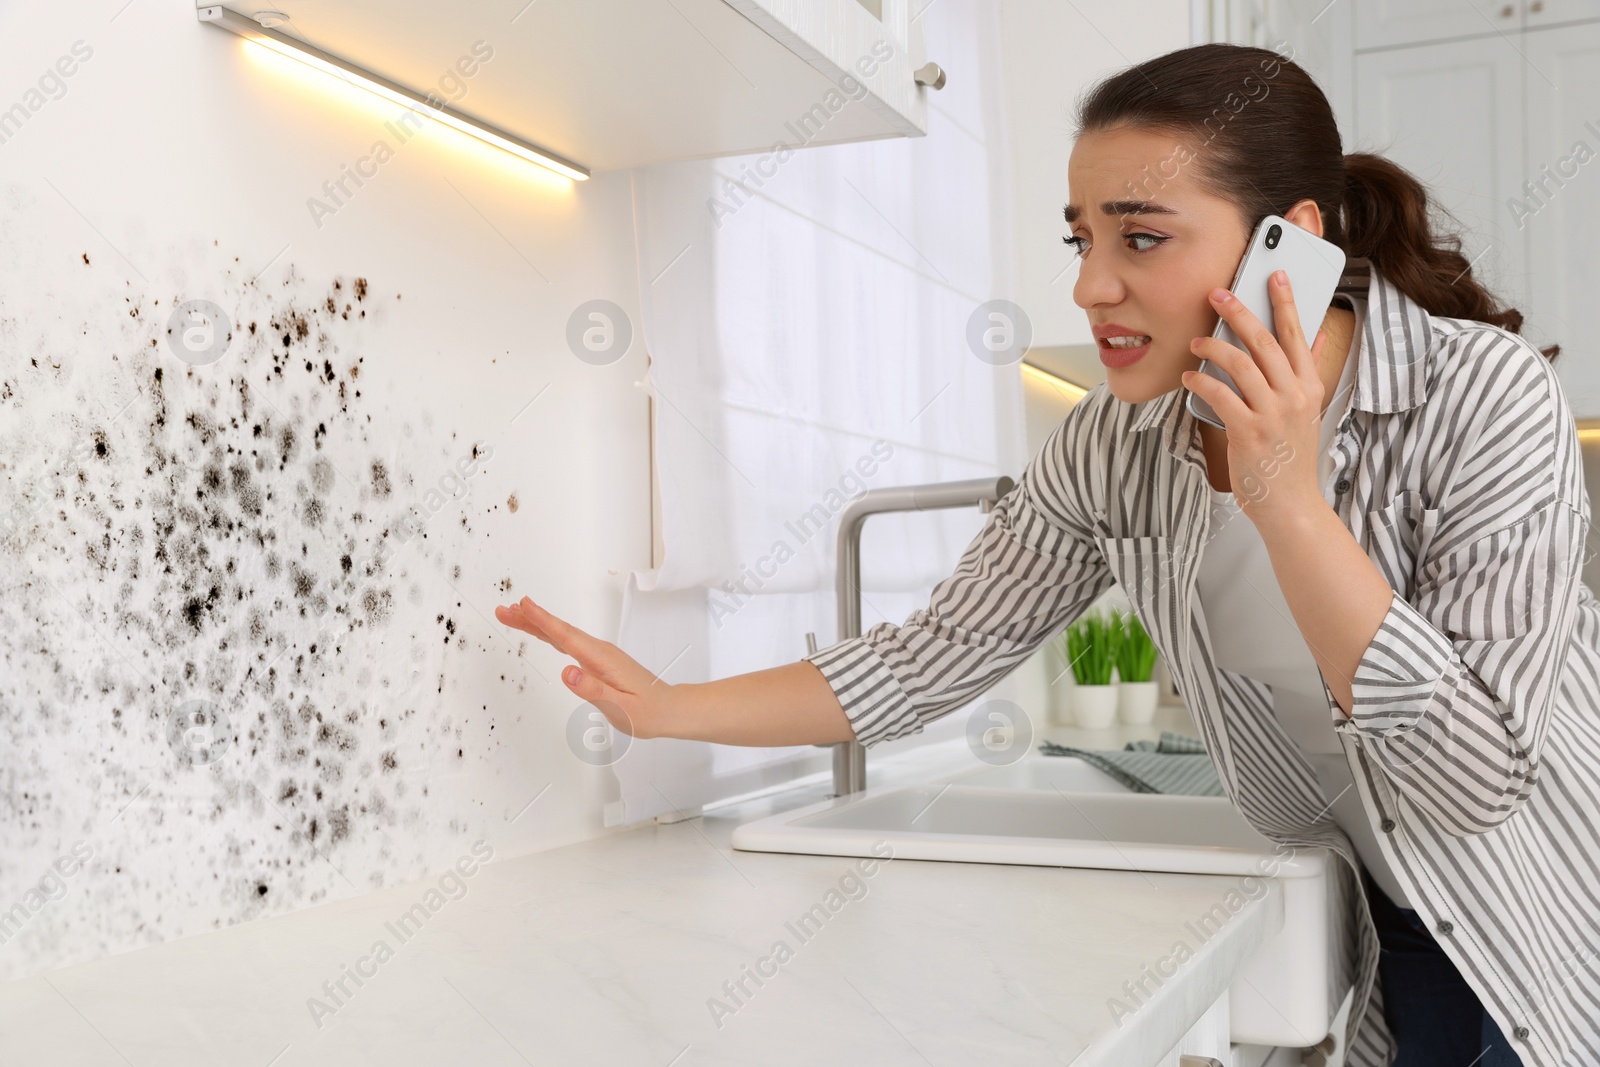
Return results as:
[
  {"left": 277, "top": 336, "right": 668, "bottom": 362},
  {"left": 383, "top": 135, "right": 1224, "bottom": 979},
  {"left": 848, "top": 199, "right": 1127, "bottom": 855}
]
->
[{"left": 1265, "top": 223, "right": 1282, "bottom": 249}]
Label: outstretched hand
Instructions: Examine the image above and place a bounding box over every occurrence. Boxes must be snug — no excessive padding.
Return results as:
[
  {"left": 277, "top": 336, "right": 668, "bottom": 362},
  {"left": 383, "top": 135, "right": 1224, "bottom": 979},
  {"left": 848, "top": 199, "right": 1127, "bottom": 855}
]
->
[{"left": 495, "top": 596, "right": 669, "bottom": 738}]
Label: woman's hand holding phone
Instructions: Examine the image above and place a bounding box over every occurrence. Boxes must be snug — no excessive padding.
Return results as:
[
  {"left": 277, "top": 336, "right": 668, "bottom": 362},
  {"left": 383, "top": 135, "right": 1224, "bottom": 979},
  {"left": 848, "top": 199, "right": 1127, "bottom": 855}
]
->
[{"left": 1182, "top": 269, "right": 1329, "bottom": 523}]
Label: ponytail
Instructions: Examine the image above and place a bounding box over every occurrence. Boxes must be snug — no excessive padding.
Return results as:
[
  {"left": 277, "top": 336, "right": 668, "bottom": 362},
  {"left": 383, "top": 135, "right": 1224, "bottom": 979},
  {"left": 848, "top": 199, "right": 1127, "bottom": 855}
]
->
[
  {"left": 1342, "top": 152, "right": 1558, "bottom": 361},
  {"left": 1074, "top": 44, "right": 1559, "bottom": 363}
]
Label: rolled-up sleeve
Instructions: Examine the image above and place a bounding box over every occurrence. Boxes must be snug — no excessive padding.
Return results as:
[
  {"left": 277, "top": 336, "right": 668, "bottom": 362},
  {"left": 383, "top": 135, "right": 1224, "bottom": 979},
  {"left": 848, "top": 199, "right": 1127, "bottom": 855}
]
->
[
  {"left": 805, "top": 394, "right": 1112, "bottom": 747},
  {"left": 1328, "top": 331, "right": 1593, "bottom": 835}
]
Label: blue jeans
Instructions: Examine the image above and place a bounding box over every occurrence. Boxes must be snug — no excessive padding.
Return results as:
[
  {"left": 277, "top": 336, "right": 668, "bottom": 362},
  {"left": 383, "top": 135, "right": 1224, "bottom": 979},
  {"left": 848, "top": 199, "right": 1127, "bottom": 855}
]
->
[{"left": 1362, "top": 866, "right": 1523, "bottom": 1066}]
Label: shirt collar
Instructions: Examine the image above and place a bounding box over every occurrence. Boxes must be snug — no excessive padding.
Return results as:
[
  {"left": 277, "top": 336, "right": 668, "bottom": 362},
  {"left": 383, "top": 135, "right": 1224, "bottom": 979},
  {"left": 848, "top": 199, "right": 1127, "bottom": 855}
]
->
[{"left": 1127, "top": 257, "right": 1433, "bottom": 450}]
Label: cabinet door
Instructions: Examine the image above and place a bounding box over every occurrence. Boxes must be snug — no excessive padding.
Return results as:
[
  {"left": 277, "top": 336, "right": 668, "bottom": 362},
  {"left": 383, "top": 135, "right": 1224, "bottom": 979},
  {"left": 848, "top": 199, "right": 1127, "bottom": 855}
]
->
[
  {"left": 1523, "top": 21, "right": 1600, "bottom": 413},
  {"left": 1354, "top": 37, "right": 1529, "bottom": 319},
  {"left": 1526, "top": 0, "right": 1600, "bottom": 29},
  {"left": 1154, "top": 990, "right": 1233, "bottom": 1066},
  {"left": 1354, "top": 0, "right": 1522, "bottom": 50}
]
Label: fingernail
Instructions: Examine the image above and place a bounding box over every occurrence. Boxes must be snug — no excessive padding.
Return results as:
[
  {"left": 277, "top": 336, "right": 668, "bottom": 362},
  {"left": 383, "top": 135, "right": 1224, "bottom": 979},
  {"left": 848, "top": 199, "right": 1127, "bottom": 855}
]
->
[
  {"left": 1272, "top": 269, "right": 1287, "bottom": 286},
  {"left": 564, "top": 666, "right": 580, "bottom": 686},
  {"left": 1211, "top": 287, "right": 1231, "bottom": 303}
]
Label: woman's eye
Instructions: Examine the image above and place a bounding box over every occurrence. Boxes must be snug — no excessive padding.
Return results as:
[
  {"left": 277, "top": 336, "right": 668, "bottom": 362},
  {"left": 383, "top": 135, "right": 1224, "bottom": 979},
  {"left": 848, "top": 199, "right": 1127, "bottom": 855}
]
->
[{"left": 1061, "top": 232, "right": 1168, "bottom": 257}]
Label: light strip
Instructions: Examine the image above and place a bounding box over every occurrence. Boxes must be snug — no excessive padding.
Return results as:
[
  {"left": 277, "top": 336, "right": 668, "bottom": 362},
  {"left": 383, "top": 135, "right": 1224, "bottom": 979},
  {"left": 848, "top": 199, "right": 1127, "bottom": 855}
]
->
[
  {"left": 197, "top": 6, "right": 589, "bottom": 181},
  {"left": 1021, "top": 360, "right": 1092, "bottom": 402}
]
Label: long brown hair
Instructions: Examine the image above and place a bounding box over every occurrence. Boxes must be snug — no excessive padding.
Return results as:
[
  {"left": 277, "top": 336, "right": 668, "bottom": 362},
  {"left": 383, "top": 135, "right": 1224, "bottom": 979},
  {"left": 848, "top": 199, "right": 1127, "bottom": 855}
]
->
[{"left": 1072, "top": 42, "right": 1558, "bottom": 362}]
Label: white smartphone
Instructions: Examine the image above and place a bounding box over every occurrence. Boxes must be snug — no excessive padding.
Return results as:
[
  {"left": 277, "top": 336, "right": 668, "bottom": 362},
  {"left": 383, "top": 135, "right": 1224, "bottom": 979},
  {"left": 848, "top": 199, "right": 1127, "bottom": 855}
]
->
[{"left": 1185, "top": 214, "right": 1347, "bottom": 430}]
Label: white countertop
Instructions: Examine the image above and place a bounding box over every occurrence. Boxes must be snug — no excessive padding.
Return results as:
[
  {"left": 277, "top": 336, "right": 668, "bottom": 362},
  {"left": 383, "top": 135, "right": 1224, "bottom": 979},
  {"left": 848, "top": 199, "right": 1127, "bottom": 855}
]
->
[{"left": 0, "top": 706, "right": 1283, "bottom": 1066}]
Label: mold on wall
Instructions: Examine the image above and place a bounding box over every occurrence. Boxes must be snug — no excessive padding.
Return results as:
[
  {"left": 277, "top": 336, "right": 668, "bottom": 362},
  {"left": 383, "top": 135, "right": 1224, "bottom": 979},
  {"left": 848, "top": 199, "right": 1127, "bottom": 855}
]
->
[{"left": 0, "top": 188, "right": 525, "bottom": 979}]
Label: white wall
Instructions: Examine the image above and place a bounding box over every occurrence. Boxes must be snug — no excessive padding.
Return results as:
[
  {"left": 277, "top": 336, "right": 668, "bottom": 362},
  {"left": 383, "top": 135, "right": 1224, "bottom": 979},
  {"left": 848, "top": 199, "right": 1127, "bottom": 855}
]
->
[
  {"left": 0, "top": 0, "right": 1198, "bottom": 982},
  {"left": 1002, "top": 2, "right": 1196, "bottom": 712},
  {"left": 0, "top": 1, "right": 648, "bottom": 979},
  {"left": 1000, "top": 0, "right": 1195, "bottom": 352}
]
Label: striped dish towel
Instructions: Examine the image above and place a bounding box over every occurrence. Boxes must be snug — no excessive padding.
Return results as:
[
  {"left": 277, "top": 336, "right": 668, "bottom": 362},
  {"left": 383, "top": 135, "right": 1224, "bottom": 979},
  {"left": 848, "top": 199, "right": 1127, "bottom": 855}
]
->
[{"left": 1037, "top": 731, "right": 1224, "bottom": 796}]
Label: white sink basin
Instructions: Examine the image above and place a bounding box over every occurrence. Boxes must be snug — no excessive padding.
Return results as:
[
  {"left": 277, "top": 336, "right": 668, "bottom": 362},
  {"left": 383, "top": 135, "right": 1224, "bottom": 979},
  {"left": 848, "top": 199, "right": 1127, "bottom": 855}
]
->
[
  {"left": 731, "top": 767, "right": 1352, "bottom": 1049},
  {"left": 943, "top": 755, "right": 1138, "bottom": 793}
]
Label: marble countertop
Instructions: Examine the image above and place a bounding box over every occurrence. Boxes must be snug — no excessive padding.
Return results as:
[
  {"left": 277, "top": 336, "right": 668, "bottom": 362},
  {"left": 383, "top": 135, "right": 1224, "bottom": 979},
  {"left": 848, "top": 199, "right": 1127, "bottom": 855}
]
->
[{"left": 0, "top": 706, "right": 1283, "bottom": 1066}]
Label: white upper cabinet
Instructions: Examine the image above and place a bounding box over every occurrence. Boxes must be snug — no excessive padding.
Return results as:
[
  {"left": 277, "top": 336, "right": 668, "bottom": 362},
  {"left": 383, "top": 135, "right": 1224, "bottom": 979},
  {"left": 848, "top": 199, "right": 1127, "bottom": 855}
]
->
[
  {"left": 198, "top": 0, "right": 942, "bottom": 173},
  {"left": 1354, "top": 36, "right": 1530, "bottom": 314},
  {"left": 1355, "top": 0, "right": 1521, "bottom": 49},
  {"left": 1523, "top": 21, "right": 1600, "bottom": 408},
  {"left": 1355, "top": 0, "right": 1600, "bottom": 50}
]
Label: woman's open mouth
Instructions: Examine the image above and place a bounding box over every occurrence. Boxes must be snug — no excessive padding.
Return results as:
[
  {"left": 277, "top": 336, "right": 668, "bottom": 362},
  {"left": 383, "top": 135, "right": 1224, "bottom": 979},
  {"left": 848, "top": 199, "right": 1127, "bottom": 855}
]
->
[{"left": 1099, "top": 334, "right": 1151, "bottom": 367}]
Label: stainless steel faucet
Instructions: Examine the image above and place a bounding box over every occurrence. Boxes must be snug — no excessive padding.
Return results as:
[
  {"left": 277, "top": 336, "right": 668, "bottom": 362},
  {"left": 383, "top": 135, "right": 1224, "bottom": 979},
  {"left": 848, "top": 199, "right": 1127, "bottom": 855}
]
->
[{"left": 809, "top": 475, "right": 1016, "bottom": 797}]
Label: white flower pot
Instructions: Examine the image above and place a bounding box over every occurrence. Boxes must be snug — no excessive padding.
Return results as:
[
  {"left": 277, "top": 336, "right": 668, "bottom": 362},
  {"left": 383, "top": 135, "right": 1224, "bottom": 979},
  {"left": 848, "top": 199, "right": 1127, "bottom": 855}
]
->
[
  {"left": 1073, "top": 684, "right": 1119, "bottom": 729},
  {"left": 1118, "top": 679, "right": 1160, "bottom": 725}
]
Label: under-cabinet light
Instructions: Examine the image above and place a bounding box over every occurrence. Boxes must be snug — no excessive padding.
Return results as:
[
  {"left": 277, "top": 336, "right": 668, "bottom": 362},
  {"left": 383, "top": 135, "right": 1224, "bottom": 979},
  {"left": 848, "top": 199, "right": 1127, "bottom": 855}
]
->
[
  {"left": 1021, "top": 360, "right": 1092, "bottom": 402},
  {"left": 197, "top": 6, "right": 589, "bottom": 182}
]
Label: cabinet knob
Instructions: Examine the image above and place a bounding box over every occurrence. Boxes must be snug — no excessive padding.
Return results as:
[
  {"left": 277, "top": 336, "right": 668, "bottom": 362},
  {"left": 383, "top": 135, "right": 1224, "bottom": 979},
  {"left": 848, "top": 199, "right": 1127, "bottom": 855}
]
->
[
  {"left": 1530, "top": 0, "right": 1544, "bottom": 11},
  {"left": 914, "top": 61, "right": 946, "bottom": 90},
  {"left": 1499, "top": 3, "right": 1515, "bottom": 15}
]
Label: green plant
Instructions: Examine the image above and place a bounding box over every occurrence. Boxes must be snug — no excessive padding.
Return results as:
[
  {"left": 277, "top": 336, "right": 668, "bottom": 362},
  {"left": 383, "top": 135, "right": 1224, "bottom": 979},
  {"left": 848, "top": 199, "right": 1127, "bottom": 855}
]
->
[
  {"left": 1062, "top": 609, "right": 1120, "bottom": 685},
  {"left": 1113, "top": 609, "right": 1158, "bottom": 683}
]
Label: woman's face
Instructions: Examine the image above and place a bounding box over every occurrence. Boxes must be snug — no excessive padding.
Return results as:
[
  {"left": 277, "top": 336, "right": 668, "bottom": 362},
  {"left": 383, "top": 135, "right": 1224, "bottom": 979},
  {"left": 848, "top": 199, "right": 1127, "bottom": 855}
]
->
[{"left": 1065, "top": 125, "right": 1253, "bottom": 404}]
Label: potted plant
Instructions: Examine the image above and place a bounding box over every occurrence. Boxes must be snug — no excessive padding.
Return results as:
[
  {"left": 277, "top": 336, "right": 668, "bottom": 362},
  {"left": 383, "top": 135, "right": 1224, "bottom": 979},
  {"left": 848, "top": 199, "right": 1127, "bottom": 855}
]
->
[
  {"left": 1113, "top": 609, "right": 1160, "bottom": 724},
  {"left": 1062, "top": 609, "right": 1120, "bottom": 728}
]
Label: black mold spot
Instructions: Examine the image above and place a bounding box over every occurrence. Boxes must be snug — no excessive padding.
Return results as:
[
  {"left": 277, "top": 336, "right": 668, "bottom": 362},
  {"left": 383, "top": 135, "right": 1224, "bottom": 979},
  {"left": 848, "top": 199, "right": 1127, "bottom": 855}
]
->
[
  {"left": 361, "top": 586, "right": 392, "bottom": 624},
  {"left": 370, "top": 460, "right": 391, "bottom": 498},
  {"left": 327, "top": 806, "right": 351, "bottom": 844},
  {"left": 289, "top": 563, "right": 316, "bottom": 599},
  {"left": 3, "top": 266, "right": 484, "bottom": 963}
]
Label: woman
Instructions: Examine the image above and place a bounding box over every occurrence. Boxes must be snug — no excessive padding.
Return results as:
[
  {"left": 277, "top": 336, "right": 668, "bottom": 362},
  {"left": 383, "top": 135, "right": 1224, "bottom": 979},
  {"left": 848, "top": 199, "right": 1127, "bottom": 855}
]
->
[{"left": 499, "top": 44, "right": 1600, "bottom": 1067}]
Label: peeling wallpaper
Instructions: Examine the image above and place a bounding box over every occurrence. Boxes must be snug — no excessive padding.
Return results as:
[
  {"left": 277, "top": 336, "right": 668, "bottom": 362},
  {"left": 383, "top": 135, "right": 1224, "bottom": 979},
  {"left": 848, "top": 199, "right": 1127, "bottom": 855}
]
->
[{"left": 0, "top": 188, "right": 564, "bottom": 981}]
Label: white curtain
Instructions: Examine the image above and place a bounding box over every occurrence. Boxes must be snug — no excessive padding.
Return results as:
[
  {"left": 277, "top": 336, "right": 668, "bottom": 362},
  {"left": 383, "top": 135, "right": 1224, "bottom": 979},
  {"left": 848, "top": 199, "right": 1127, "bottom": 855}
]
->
[{"left": 615, "top": 0, "right": 1027, "bottom": 823}]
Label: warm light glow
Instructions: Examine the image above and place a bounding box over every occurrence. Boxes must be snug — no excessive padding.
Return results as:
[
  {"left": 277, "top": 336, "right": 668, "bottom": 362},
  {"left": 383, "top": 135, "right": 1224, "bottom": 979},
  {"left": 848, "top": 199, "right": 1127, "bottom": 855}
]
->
[
  {"left": 1021, "top": 361, "right": 1091, "bottom": 403},
  {"left": 236, "top": 33, "right": 586, "bottom": 182}
]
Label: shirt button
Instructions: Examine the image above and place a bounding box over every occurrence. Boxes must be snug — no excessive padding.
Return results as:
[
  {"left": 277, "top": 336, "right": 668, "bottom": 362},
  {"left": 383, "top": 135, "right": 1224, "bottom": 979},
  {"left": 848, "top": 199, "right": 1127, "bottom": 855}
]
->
[
  {"left": 1515, "top": 1026, "right": 1530, "bottom": 1040},
  {"left": 1335, "top": 478, "right": 1351, "bottom": 494},
  {"left": 1380, "top": 818, "right": 1396, "bottom": 832},
  {"left": 1437, "top": 920, "right": 1454, "bottom": 935}
]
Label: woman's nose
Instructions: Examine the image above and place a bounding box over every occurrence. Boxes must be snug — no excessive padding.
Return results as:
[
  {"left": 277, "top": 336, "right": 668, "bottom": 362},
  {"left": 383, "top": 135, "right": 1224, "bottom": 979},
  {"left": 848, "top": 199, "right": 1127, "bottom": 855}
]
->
[{"left": 1073, "top": 257, "right": 1125, "bottom": 310}]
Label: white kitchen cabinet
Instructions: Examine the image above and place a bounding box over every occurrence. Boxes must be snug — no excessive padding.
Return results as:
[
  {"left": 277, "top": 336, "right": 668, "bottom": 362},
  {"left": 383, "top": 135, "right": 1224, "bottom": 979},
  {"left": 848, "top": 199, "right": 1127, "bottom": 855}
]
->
[
  {"left": 1153, "top": 990, "right": 1232, "bottom": 1066},
  {"left": 1354, "top": 0, "right": 1520, "bottom": 51},
  {"left": 1526, "top": 0, "right": 1600, "bottom": 30},
  {"left": 1353, "top": 0, "right": 1600, "bottom": 50},
  {"left": 1522, "top": 20, "right": 1600, "bottom": 410},
  {"left": 197, "top": 0, "right": 942, "bottom": 172},
  {"left": 1353, "top": 35, "right": 1531, "bottom": 316},
  {"left": 1349, "top": 12, "right": 1600, "bottom": 413}
]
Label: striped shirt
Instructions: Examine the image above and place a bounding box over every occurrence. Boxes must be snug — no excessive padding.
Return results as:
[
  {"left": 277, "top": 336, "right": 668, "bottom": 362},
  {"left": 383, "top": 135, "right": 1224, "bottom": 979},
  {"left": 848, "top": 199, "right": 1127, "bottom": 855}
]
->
[{"left": 805, "top": 257, "right": 1600, "bottom": 1066}]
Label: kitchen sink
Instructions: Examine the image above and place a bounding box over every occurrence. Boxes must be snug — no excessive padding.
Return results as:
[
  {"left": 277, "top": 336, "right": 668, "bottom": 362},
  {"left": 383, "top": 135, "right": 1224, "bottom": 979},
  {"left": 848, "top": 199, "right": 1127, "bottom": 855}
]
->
[
  {"left": 942, "top": 754, "right": 1139, "bottom": 793},
  {"left": 731, "top": 757, "right": 1353, "bottom": 1049}
]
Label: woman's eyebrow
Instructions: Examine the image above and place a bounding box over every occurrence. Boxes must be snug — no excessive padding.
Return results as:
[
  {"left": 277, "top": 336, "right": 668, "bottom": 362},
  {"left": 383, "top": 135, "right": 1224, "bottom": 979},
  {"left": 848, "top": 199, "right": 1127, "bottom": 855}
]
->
[{"left": 1063, "top": 199, "right": 1181, "bottom": 224}]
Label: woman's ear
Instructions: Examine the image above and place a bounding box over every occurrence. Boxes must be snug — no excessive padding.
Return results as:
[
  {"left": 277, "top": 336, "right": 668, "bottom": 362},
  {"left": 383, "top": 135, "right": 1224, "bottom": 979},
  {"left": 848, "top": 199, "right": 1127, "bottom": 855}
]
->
[{"left": 1283, "top": 198, "right": 1326, "bottom": 237}]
